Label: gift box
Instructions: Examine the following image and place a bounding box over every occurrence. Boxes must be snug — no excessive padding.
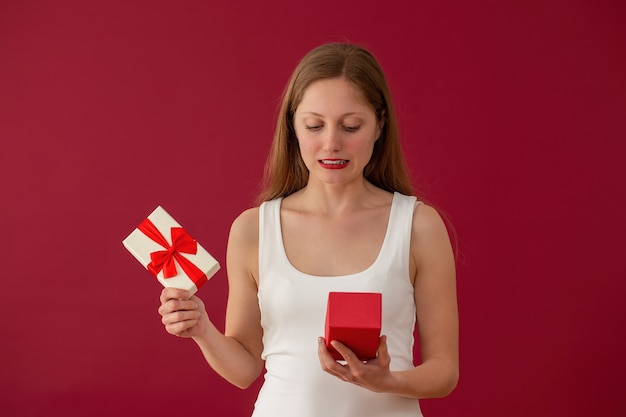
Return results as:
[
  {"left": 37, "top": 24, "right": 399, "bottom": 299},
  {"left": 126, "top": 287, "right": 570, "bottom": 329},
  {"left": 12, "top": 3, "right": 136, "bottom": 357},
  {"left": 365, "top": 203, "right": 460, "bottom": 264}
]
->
[
  {"left": 122, "top": 206, "right": 220, "bottom": 295},
  {"left": 324, "top": 292, "right": 382, "bottom": 361}
]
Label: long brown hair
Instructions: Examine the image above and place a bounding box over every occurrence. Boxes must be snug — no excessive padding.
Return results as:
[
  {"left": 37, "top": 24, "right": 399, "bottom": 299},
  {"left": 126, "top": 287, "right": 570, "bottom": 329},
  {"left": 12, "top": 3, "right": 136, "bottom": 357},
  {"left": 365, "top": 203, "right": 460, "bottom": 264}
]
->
[{"left": 257, "top": 43, "right": 415, "bottom": 203}]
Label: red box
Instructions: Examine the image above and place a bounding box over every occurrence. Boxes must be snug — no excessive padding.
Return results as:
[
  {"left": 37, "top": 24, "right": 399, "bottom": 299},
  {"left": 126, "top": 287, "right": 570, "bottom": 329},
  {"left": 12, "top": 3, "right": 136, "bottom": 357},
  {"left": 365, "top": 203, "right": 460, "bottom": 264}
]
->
[{"left": 324, "top": 292, "right": 382, "bottom": 361}]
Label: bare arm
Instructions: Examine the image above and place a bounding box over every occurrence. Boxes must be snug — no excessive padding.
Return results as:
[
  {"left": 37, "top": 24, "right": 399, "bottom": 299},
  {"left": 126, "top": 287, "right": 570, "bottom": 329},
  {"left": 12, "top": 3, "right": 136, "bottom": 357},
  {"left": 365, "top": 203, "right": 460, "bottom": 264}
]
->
[
  {"left": 158, "top": 208, "right": 264, "bottom": 389},
  {"left": 319, "top": 203, "right": 459, "bottom": 398},
  {"left": 387, "top": 203, "right": 459, "bottom": 397}
]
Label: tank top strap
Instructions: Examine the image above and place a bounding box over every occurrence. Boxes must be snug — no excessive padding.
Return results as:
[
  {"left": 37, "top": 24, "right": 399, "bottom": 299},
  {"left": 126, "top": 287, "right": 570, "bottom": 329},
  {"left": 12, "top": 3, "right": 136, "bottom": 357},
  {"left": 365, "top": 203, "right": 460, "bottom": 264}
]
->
[
  {"left": 376, "top": 192, "right": 419, "bottom": 273},
  {"left": 258, "top": 198, "right": 283, "bottom": 279}
]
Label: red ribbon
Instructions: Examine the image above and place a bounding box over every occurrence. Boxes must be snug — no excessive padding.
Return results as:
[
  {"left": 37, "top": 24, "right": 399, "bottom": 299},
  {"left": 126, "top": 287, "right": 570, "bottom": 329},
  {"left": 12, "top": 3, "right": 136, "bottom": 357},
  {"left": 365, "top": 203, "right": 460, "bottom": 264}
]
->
[{"left": 137, "top": 218, "right": 207, "bottom": 288}]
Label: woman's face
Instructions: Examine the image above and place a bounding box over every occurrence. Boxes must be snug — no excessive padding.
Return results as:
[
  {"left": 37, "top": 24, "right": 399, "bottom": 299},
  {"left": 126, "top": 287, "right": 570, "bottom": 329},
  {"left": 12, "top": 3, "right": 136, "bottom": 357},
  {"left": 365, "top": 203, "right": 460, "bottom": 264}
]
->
[{"left": 293, "top": 77, "right": 382, "bottom": 187}]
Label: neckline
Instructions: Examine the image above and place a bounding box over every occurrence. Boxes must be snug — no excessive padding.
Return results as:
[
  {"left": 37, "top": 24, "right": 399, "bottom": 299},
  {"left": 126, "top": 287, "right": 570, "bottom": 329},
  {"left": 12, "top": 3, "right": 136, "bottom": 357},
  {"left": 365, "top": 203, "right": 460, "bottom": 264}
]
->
[{"left": 275, "top": 192, "right": 399, "bottom": 279}]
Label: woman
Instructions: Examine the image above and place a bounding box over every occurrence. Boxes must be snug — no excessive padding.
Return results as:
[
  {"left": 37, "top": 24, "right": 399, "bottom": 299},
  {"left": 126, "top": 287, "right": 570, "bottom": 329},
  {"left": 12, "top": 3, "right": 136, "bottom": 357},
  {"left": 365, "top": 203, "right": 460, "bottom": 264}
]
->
[{"left": 158, "top": 43, "right": 458, "bottom": 416}]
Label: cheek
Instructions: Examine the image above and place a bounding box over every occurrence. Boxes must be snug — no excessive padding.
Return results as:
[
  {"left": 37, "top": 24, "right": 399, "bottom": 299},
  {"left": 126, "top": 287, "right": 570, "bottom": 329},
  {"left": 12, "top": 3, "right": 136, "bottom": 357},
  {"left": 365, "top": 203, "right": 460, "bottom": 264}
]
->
[
  {"left": 302, "top": 145, "right": 318, "bottom": 161},
  {"left": 294, "top": 129, "right": 308, "bottom": 147},
  {"left": 349, "top": 136, "right": 377, "bottom": 154},
  {"left": 296, "top": 135, "right": 316, "bottom": 153}
]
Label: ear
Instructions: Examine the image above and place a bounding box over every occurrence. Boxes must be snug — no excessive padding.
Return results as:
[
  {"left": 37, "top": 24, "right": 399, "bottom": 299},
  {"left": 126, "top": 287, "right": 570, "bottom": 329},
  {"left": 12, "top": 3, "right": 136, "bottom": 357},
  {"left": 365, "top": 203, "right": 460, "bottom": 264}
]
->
[{"left": 376, "top": 110, "right": 386, "bottom": 140}]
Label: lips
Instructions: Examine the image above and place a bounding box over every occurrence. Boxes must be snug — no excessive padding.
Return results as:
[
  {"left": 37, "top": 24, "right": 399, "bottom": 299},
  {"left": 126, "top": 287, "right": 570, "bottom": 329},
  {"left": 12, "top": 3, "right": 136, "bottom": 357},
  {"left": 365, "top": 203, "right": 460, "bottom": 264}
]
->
[{"left": 319, "top": 159, "right": 349, "bottom": 169}]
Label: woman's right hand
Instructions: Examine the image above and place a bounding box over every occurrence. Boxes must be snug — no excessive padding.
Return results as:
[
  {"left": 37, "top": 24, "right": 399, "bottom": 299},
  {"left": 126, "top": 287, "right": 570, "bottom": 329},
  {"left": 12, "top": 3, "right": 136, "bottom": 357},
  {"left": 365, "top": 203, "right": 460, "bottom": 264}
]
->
[{"left": 158, "top": 287, "right": 208, "bottom": 338}]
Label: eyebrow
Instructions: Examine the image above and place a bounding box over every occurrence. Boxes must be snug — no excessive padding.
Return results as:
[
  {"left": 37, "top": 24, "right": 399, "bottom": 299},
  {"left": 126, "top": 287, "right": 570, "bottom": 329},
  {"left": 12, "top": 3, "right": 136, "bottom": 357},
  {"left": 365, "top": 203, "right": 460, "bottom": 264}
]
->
[{"left": 299, "top": 111, "right": 367, "bottom": 117}]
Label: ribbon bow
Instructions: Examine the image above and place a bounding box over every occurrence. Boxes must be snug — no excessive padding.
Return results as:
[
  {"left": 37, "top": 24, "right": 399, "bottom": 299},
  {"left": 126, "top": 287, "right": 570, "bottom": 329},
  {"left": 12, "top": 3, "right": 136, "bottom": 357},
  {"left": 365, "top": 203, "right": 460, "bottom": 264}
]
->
[{"left": 137, "top": 218, "right": 207, "bottom": 287}]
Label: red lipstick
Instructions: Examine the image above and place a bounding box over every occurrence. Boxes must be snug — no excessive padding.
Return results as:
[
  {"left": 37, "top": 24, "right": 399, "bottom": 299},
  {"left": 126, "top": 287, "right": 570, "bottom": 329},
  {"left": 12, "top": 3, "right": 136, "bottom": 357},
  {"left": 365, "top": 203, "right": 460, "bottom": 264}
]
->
[{"left": 319, "top": 159, "right": 349, "bottom": 169}]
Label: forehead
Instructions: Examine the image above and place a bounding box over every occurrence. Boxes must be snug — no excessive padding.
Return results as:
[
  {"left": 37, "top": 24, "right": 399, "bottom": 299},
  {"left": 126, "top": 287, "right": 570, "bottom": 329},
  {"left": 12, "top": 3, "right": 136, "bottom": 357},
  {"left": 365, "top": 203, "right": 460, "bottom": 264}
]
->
[{"left": 295, "top": 78, "right": 372, "bottom": 115}]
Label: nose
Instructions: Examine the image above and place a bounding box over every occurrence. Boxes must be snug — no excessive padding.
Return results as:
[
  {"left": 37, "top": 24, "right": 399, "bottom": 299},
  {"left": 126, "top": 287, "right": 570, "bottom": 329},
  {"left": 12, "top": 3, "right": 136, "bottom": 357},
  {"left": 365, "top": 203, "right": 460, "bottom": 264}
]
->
[{"left": 322, "top": 127, "right": 342, "bottom": 152}]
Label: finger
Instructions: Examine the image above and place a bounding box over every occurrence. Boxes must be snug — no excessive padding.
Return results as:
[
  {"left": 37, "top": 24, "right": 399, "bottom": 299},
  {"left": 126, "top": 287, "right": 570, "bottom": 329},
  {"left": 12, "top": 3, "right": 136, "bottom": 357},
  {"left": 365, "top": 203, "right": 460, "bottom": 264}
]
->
[
  {"left": 318, "top": 337, "right": 338, "bottom": 362},
  {"left": 160, "top": 287, "right": 191, "bottom": 304},
  {"left": 158, "top": 298, "right": 198, "bottom": 316},
  {"left": 330, "top": 340, "right": 360, "bottom": 365},
  {"left": 318, "top": 338, "right": 347, "bottom": 375},
  {"left": 164, "top": 316, "right": 199, "bottom": 336},
  {"left": 162, "top": 309, "right": 201, "bottom": 326},
  {"left": 328, "top": 340, "right": 365, "bottom": 382},
  {"left": 189, "top": 295, "right": 204, "bottom": 309},
  {"left": 377, "top": 335, "right": 389, "bottom": 355},
  {"left": 317, "top": 337, "right": 334, "bottom": 366},
  {"left": 375, "top": 335, "right": 391, "bottom": 367}
]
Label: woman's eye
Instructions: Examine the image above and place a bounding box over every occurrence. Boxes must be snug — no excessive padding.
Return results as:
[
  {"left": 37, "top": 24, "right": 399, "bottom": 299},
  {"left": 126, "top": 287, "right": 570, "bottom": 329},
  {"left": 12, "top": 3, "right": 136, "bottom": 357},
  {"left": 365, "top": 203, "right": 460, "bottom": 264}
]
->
[
  {"left": 343, "top": 125, "right": 361, "bottom": 132},
  {"left": 305, "top": 125, "right": 322, "bottom": 131}
]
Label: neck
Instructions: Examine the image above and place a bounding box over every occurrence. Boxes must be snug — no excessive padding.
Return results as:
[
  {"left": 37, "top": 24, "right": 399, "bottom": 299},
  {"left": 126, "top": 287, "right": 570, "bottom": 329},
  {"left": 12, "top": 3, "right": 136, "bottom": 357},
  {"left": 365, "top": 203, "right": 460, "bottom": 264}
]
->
[{"left": 292, "top": 178, "right": 389, "bottom": 215}]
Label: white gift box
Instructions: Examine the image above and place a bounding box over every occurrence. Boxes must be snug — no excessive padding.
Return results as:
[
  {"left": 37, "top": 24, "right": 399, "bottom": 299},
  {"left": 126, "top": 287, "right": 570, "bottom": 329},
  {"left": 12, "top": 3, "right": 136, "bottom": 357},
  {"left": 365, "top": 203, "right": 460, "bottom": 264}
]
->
[{"left": 122, "top": 206, "right": 220, "bottom": 295}]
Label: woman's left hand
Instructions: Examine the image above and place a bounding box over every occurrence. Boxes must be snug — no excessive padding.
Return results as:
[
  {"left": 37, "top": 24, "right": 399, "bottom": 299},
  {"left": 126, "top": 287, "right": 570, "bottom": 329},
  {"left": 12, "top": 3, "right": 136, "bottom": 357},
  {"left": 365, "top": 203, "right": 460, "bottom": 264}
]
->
[{"left": 317, "top": 335, "right": 395, "bottom": 393}]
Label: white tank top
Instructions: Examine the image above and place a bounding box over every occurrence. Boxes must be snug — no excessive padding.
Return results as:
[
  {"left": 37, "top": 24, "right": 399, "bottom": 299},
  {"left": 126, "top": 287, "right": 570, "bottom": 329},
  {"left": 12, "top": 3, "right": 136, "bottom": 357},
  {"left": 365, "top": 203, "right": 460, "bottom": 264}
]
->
[{"left": 254, "top": 192, "right": 423, "bottom": 417}]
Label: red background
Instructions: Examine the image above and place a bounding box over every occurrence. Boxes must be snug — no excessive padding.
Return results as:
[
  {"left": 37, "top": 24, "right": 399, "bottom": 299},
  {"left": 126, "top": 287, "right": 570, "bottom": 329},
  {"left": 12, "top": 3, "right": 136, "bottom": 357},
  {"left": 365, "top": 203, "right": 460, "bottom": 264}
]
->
[{"left": 1, "top": 1, "right": 624, "bottom": 416}]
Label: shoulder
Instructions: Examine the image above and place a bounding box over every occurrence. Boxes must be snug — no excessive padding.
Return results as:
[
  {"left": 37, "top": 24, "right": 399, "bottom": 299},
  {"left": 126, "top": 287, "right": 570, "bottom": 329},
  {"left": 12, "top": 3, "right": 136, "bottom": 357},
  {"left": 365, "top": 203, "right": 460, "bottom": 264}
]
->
[
  {"left": 227, "top": 207, "right": 260, "bottom": 284},
  {"left": 410, "top": 203, "right": 454, "bottom": 266},
  {"left": 229, "top": 206, "right": 260, "bottom": 243},
  {"left": 412, "top": 203, "right": 447, "bottom": 235},
  {"left": 393, "top": 193, "right": 446, "bottom": 236}
]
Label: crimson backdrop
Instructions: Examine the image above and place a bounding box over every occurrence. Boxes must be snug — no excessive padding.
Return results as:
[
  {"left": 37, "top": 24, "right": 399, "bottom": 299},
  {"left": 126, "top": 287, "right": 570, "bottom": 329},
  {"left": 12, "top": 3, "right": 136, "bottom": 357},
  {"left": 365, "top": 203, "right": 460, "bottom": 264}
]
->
[{"left": 1, "top": 1, "right": 625, "bottom": 416}]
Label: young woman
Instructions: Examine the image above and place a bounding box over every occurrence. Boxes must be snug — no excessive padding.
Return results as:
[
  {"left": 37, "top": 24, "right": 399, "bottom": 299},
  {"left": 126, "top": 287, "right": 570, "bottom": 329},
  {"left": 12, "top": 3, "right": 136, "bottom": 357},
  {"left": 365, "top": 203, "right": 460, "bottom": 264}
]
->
[{"left": 158, "top": 43, "right": 458, "bottom": 416}]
